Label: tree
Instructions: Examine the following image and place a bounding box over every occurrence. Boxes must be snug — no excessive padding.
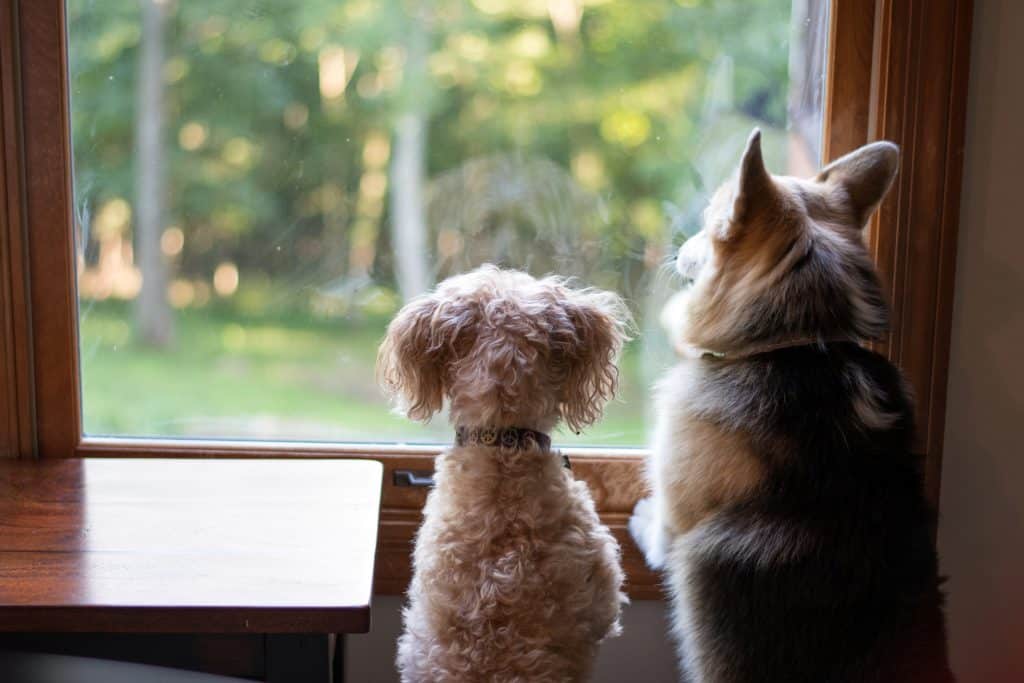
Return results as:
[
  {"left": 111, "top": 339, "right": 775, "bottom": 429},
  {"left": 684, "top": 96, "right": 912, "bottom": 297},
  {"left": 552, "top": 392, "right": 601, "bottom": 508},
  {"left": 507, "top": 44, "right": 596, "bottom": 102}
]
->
[
  {"left": 134, "top": 0, "right": 173, "bottom": 347},
  {"left": 389, "top": 0, "right": 433, "bottom": 301},
  {"left": 68, "top": 0, "right": 797, "bottom": 320}
]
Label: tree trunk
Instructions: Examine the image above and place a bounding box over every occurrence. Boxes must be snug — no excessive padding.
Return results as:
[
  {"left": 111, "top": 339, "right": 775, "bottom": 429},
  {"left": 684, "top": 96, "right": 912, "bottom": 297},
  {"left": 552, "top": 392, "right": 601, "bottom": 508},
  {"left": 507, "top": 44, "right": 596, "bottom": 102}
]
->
[
  {"left": 134, "top": 0, "right": 173, "bottom": 347},
  {"left": 389, "top": 2, "right": 431, "bottom": 301}
]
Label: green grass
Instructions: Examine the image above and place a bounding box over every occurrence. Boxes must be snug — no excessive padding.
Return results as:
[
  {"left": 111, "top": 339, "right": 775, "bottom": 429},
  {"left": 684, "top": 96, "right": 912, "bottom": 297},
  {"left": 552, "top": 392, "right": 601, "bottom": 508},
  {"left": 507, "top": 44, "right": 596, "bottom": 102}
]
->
[{"left": 79, "top": 302, "right": 651, "bottom": 447}]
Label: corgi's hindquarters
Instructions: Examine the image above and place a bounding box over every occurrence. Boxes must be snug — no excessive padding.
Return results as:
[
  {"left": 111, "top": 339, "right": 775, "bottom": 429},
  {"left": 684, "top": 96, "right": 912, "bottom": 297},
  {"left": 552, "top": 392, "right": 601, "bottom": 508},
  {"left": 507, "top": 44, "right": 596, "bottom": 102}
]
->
[{"left": 662, "top": 509, "right": 953, "bottom": 683}]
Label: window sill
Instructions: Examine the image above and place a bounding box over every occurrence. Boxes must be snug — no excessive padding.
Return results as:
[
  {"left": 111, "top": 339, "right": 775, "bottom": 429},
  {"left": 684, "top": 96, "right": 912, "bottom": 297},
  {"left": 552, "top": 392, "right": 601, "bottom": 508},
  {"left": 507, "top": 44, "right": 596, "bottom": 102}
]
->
[{"left": 74, "top": 437, "right": 663, "bottom": 600}]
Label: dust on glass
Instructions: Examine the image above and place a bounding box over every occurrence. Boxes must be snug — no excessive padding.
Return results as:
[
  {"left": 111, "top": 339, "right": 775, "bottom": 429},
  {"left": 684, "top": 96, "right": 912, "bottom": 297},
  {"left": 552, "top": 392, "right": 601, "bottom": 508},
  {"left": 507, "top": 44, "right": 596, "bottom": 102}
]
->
[{"left": 67, "top": 0, "right": 826, "bottom": 445}]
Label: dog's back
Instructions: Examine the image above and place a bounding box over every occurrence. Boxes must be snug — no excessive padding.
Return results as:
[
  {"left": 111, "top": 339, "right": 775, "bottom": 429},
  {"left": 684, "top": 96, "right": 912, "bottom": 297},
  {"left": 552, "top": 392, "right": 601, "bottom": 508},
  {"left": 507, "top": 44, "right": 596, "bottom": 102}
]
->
[
  {"left": 631, "top": 132, "right": 953, "bottom": 681},
  {"left": 398, "top": 444, "right": 622, "bottom": 683},
  {"left": 378, "top": 266, "right": 630, "bottom": 683},
  {"left": 666, "top": 344, "right": 952, "bottom": 682}
]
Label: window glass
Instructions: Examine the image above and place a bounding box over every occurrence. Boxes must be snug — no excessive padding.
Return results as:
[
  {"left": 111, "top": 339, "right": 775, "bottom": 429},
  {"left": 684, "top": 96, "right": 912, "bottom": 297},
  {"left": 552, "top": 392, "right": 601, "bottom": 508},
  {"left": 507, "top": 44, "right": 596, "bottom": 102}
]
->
[{"left": 68, "top": 0, "right": 828, "bottom": 445}]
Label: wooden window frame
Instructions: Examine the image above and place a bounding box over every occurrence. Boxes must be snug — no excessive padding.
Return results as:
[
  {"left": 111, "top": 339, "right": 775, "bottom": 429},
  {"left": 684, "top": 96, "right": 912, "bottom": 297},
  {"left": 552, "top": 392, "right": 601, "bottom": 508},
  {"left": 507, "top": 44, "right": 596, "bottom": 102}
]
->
[{"left": 0, "top": 0, "right": 973, "bottom": 599}]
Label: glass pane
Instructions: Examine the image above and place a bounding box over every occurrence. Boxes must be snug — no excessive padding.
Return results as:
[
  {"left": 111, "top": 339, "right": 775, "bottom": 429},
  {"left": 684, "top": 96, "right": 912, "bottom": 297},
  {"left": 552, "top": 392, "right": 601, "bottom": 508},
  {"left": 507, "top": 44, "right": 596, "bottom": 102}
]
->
[{"left": 68, "top": 0, "right": 828, "bottom": 446}]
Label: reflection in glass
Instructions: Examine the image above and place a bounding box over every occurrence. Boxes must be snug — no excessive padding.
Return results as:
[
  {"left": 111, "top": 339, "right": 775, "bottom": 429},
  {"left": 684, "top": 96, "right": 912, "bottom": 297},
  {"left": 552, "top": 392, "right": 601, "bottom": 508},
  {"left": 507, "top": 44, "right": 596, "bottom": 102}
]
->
[{"left": 68, "top": 0, "right": 827, "bottom": 445}]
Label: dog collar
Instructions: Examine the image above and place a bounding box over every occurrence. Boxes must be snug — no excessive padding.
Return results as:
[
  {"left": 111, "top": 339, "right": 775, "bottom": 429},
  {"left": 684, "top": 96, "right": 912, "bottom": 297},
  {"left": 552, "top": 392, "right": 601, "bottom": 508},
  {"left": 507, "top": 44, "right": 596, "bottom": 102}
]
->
[
  {"left": 686, "top": 335, "right": 863, "bottom": 360},
  {"left": 454, "top": 426, "right": 571, "bottom": 470}
]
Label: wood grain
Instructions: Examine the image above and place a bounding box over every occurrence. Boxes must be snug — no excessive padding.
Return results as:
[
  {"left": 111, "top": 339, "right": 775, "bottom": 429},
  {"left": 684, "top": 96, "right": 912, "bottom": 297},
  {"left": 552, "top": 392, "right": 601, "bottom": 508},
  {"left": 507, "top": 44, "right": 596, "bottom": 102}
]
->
[
  {"left": 75, "top": 441, "right": 664, "bottom": 599},
  {"left": 16, "top": 0, "right": 80, "bottom": 458},
  {"left": 870, "top": 0, "right": 974, "bottom": 503},
  {"left": 0, "top": 0, "right": 35, "bottom": 459},
  {"left": 823, "top": 0, "right": 876, "bottom": 161},
  {"left": 0, "top": 458, "right": 383, "bottom": 633},
  {"left": 823, "top": 0, "right": 974, "bottom": 506}
]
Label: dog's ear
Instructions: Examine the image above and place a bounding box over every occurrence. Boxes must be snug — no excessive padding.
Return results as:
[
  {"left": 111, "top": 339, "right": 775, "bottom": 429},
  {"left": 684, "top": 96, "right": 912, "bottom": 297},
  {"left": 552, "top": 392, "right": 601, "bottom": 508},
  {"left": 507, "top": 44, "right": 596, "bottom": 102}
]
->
[
  {"left": 816, "top": 141, "right": 899, "bottom": 228},
  {"left": 377, "top": 294, "right": 452, "bottom": 421},
  {"left": 558, "top": 289, "right": 632, "bottom": 433},
  {"left": 730, "top": 128, "right": 778, "bottom": 229}
]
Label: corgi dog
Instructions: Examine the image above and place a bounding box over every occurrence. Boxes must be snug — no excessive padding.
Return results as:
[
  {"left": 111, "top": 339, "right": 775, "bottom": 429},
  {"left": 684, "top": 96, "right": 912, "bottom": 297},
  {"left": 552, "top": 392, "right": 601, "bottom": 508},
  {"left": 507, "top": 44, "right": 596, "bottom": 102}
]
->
[{"left": 630, "top": 131, "right": 953, "bottom": 682}]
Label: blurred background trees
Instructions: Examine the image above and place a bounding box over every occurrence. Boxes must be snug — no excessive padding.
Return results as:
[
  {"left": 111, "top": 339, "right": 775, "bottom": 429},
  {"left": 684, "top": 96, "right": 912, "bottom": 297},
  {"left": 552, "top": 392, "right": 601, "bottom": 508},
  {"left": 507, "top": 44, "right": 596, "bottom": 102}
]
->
[
  {"left": 133, "top": 0, "right": 173, "bottom": 347},
  {"left": 67, "top": 0, "right": 816, "bottom": 442}
]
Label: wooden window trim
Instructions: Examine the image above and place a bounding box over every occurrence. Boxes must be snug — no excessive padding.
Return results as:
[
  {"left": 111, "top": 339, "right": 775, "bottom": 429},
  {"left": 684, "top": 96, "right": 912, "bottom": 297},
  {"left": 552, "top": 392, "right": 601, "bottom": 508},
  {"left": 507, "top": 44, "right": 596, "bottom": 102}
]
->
[
  {"left": 0, "top": 0, "right": 973, "bottom": 599},
  {"left": 0, "top": 0, "right": 35, "bottom": 461}
]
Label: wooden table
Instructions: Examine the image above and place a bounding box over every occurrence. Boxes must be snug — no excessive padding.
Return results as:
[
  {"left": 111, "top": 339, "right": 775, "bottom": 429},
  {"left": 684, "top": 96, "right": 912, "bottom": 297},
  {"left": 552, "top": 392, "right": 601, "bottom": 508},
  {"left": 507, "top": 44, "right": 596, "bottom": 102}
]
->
[{"left": 0, "top": 458, "right": 384, "bottom": 682}]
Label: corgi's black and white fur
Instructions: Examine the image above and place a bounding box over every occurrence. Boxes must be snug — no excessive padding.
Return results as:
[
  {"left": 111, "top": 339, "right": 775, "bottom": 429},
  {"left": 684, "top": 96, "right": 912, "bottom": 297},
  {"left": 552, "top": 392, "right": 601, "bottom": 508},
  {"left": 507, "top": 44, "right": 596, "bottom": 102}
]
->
[{"left": 630, "top": 131, "right": 953, "bottom": 682}]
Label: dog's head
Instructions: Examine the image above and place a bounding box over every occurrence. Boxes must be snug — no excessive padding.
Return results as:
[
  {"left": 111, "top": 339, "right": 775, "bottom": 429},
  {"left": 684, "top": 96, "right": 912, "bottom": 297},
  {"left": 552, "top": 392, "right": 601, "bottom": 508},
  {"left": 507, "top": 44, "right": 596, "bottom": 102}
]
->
[
  {"left": 377, "top": 264, "right": 631, "bottom": 432},
  {"left": 673, "top": 129, "right": 898, "bottom": 355}
]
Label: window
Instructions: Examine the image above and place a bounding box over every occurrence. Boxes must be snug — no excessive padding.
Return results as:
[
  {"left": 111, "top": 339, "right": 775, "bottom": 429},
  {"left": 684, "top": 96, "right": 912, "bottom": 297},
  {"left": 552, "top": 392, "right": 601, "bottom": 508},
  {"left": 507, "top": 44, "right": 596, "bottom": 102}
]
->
[
  {"left": 67, "top": 0, "right": 826, "bottom": 446},
  {"left": 0, "top": 0, "right": 972, "bottom": 598}
]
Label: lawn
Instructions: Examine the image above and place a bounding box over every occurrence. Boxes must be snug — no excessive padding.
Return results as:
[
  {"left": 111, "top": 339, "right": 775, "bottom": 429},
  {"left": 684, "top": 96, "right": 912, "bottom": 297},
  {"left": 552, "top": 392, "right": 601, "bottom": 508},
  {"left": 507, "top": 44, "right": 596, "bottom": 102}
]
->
[{"left": 79, "top": 302, "right": 653, "bottom": 447}]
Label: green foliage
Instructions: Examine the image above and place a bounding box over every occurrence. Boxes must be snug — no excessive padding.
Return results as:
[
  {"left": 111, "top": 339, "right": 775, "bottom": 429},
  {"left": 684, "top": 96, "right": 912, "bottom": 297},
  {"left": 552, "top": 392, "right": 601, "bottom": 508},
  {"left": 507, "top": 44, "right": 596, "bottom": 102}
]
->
[
  {"left": 68, "top": 0, "right": 794, "bottom": 291},
  {"left": 68, "top": 0, "right": 800, "bottom": 443}
]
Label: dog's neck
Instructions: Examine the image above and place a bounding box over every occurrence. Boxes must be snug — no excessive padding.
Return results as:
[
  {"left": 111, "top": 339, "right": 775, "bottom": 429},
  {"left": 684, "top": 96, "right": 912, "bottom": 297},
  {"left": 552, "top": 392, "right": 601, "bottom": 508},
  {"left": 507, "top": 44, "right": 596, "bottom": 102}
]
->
[
  {"left": 452, "top": 425, "right": 572, "bottom": 471},
  {"left": 454, "top": 425, "right": 552, "bottom": 452},
  {"left": 682, "top": 335, "right": 862, "bottom": 360}
]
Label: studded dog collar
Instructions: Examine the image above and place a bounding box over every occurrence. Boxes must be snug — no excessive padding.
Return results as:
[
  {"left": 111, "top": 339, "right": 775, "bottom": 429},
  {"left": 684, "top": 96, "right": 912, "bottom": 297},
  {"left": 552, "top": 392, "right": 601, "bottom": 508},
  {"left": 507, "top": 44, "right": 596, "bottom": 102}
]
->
[{"left": 454, "top": 426, "right": 571, "bottom": 470}]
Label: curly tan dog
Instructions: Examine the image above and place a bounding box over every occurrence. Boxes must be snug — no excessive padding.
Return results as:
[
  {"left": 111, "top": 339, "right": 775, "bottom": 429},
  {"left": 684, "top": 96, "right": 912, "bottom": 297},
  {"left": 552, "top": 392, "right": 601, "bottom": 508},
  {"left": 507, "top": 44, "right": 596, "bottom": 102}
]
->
[{"left": 378, "top": 265, "right": 630, "bottom": 683}]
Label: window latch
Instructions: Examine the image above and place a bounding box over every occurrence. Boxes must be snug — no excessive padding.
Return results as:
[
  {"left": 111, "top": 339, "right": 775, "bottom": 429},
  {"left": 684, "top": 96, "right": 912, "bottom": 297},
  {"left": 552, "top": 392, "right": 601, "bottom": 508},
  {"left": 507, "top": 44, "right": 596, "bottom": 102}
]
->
[{"left": 393, "top": 469, "right": 435, "bottom": 487}]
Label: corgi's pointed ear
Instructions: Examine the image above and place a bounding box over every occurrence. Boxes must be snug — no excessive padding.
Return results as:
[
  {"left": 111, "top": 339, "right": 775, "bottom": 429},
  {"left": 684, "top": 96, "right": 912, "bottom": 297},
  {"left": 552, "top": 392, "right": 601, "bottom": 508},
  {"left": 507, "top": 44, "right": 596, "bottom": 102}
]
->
[
  {"left": 816, "top": 141, "right": 899, "bottom": 228},
  {"left": 732, "top": 128, "right": 776, "bottom": 224}
]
